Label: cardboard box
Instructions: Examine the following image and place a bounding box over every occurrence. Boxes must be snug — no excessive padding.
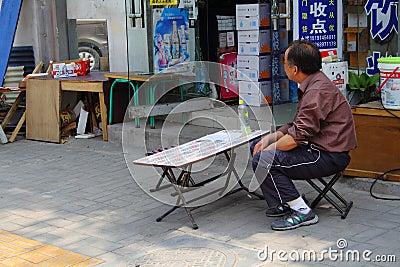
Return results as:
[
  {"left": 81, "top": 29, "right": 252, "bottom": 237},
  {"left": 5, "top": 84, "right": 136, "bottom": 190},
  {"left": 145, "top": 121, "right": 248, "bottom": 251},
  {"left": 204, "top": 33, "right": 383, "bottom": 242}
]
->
[
  {"left": 51, "top": 59, "right": 90, "bottom": 78},
  {"left": 239, "top": 91, "right": 272, "bottom": 106},
  {"left": 344, "top": 27, "right": 369, "bottom": 52},
  {"left": 272, "top": 79, "right": 290, "bottom": 104},
  {"left": 239, "top": 80, "right": 271, "bottom": 95},
  {"left": 239, "top": 80, "right": 272, "bottom": 106},
  {"left": 52, "top": 63, "right": 67, "bottom": 78},
  {"left": 348, "top": 12, "right": 368, "bottom": 28},
  {"left": 322, "top": 61, "right": 349, "bottom": 98},
  {"left": 349, "top": 52, "right": 367, "bottom": 68},
  {"left": 236, "top": 3, "right": 270, "bottom": 30},
  {"left": 237, "top": 55, "right": 271, "bottom": 81},
  {"left": 279, "top": 28, "right": 289, "bottom": 51},
  {"left": 279, "top": 78, "right": 290, "bottom": 102},
  {"left": 279, "top": 53, "right": 285, "bottom": 76},
  {"left": 238, "top": 29, "right": 271, "bottom": 55}
]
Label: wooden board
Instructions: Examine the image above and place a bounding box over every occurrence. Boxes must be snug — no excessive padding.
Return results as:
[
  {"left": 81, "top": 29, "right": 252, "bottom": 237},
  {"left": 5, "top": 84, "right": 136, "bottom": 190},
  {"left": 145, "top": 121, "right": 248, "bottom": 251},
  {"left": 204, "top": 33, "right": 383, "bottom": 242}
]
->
[
  {"left": 345, "top": 102, "right": 400, "bottom": 182},
  {"left": 26, "top": 79, "right": 61, "bottom": 143},
  {"left": 351, "top": 101, "right": 400, "bottom": 118},
  {"left": 0, "top": 0, "right": 23, "bottom": 87},
  {"left": 61, "top": 81, "right": 103, "bottom": 93},
  {"left": 105, "top": 72, "right": 152, "bottom": 82}
]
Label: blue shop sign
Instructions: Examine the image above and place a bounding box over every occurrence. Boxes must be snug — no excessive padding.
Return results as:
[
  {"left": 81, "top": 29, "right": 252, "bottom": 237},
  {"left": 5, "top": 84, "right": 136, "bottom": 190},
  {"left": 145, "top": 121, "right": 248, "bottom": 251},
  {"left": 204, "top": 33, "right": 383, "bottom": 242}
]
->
[{"left": 298, "top": 0, "right": 338, "bottom": 50}]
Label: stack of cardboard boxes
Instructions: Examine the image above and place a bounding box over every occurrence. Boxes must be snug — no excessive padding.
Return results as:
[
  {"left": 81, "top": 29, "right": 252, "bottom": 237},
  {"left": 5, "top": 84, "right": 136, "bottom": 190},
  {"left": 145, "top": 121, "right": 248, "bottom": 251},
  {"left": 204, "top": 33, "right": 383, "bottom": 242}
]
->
[{"left": 236, "top": 3, "right": 272, "bottom": 106}]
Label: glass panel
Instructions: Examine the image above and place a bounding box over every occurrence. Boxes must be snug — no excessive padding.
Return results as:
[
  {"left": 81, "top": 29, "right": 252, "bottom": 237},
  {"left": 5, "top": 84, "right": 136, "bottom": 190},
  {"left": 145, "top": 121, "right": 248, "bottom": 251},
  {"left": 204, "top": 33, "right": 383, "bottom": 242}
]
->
[
  {"left": 344, "top": 0, "right": 398, "bottom": 73},
  {"left": 76, "top": 19, "right": 109, "bottom": 71}
]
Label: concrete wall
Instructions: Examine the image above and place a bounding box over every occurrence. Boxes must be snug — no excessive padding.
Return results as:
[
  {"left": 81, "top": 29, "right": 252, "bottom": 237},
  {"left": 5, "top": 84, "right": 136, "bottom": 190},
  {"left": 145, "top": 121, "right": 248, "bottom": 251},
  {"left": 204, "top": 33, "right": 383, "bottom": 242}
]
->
[{"left": 13, "top": 0, "right": 34, "bottom": 47}]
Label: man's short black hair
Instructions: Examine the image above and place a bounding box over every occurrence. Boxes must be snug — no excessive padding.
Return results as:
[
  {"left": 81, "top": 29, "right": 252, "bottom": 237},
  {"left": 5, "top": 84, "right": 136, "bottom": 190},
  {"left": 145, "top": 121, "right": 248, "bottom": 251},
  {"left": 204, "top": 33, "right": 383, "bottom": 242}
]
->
[{"left": 286, "top": 39, "right": 322, "bottom": 74}]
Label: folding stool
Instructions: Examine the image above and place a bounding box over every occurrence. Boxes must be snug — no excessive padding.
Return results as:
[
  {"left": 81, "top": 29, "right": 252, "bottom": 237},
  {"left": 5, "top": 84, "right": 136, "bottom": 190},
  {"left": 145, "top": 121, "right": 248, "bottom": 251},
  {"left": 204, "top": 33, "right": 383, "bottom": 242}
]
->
[{"left": 306, "top": 171, "right": 353, "bottom": 219}]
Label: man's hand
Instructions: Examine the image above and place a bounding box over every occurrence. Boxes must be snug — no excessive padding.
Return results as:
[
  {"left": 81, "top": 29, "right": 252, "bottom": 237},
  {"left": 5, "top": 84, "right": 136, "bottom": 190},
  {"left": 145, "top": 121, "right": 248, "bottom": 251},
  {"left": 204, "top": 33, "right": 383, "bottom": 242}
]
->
[
  {"left": 252, "top": 140, "right": 264, "bottom": 156},
  {"left": 252, "top": 131, "right": 287, "bottom": 156}
]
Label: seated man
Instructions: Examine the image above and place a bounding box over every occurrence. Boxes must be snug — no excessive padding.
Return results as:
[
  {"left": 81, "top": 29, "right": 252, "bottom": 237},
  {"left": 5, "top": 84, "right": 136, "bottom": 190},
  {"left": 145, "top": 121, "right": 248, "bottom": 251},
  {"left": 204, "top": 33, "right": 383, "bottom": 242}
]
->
[{"left": 251, "top": 40, "right": 357, "bottom": 231}]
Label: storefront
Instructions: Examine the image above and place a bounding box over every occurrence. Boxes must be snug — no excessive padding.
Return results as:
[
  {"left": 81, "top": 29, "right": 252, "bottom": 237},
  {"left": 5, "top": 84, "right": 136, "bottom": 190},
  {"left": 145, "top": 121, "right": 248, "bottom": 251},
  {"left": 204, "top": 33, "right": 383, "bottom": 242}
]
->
[{"left": 124, "top": 0, "right": 399, "bottom": 123}]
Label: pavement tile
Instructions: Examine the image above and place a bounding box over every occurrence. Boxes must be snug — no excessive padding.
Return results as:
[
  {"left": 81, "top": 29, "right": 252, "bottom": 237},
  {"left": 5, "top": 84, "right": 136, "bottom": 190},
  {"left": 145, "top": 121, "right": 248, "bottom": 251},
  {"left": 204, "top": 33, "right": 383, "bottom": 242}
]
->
[
  {"left": 17, "top": 250, "right": 52, "bottom": 264},
  {"left": 37, "top": 251, "right": 90, "bottom": 266},
  {"left": 0, "top": 257, "right": 34, "bottom": 267},
  {"left": 34, "top": 245, "right": 68, "bottom": 257},
  {"left": 1, "top": 138, "right": 400, "bottom": 266}
]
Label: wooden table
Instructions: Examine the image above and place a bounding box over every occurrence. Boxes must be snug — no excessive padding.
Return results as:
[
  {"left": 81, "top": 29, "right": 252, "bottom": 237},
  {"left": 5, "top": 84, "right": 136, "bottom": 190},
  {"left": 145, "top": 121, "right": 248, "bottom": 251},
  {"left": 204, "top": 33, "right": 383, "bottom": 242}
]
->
[
  {"left": 133, "top": 129, "right": 266, "bottom": 229},
  {"left": 104, "top": 72, "right": 152, "bottom": 127},
  {"left": 26, "top": 72, "right": 109, "bottom": 143},
  {"left": 104, "top": 72, "right": 153, "bottom": 82},
  {"left": 344, "top": 101, "right": 400, "bottom": 181}
]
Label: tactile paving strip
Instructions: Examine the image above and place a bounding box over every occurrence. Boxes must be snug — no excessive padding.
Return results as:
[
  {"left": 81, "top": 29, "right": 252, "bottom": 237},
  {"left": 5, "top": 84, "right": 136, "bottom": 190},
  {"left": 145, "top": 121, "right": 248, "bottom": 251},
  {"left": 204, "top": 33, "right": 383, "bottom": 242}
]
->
[{"left": 0, "top": 230, "right": 103, "bottom": 266}]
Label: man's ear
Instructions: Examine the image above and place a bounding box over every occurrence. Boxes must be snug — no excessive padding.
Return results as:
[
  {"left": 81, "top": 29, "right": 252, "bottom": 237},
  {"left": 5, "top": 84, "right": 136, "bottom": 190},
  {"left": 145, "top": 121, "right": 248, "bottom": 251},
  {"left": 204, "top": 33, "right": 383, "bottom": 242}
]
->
[{"left": 293, "top": 65, "right": 298, "bottom": 75}]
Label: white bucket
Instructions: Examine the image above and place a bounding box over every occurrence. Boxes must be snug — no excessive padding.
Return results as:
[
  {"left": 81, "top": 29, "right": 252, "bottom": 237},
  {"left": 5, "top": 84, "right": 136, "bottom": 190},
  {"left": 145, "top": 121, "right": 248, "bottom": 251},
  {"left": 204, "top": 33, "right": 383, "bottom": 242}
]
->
[{"left": 378, "top": 58, "right": 400, "bottom": 110}]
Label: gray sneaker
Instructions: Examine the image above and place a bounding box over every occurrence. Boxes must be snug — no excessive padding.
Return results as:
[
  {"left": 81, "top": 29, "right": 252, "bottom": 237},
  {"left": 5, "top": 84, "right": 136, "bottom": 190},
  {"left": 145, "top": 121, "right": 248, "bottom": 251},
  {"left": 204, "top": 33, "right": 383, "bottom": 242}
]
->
[
  {"left": 265, "top": 203, "right": 291, "bottom": 217},
  {"left": 271, "top": 210, "right": 318, "bottom": 231}
]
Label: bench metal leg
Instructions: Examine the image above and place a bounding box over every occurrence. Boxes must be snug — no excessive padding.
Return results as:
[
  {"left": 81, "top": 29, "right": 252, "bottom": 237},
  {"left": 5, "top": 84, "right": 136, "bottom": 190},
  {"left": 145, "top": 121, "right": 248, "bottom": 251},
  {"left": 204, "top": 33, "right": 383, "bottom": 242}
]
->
[
  {"left": 153, "top": 148, "right": 266, "bottom": 229},
  {"left": 154, "top": 164, "right": 199, "bottom": 229},
  {"left": 223, "top": 151, "right": 264, "bottom": 200}
]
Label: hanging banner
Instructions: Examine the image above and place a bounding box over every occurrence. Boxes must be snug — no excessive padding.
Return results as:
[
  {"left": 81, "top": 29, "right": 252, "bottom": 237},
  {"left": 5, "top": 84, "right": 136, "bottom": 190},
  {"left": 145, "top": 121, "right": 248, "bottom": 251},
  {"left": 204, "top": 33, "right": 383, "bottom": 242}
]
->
[
  {"left": 150, "top": 0, "right": 178, "bottom": 6},
  {"left": 293, "top": 0, "right": 343, "bottom": 58}
]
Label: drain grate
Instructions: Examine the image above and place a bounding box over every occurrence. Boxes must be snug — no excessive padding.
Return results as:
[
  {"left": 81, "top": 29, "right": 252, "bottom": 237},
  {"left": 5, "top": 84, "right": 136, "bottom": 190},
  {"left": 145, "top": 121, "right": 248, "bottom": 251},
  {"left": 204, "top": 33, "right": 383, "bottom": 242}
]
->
[{"left": 129, "top": 247, "right": 230, "bottom": 267}]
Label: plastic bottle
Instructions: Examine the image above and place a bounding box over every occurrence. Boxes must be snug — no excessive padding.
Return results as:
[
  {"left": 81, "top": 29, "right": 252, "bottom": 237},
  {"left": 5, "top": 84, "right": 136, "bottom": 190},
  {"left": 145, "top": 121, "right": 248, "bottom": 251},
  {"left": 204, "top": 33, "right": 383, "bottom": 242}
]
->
[
  {"left": 180, "top": 25, "right": 188, "bottom": 60},
  {"left": 171, "top": 21, "right": 180, "bottom": 59},
  {"left": 163, "top": 33, "right": 172, "bottom": 62},
  {"left": 238, "top": 99, "right": 251, "bottom": 135}
]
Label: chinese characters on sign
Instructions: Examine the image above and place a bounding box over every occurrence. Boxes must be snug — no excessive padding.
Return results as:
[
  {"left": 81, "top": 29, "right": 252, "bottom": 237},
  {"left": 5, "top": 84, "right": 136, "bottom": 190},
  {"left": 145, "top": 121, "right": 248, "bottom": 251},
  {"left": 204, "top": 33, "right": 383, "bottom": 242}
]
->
[
  {"left": 366, "top": 51, "right": 381, "bottom": 76},
  {"left": 365, "top": 1, "right": 398, "bottom": 75},
  {"left": 150, "top": 0, "right": 178, "bottom": 6},
  {"left": 297, "top": 0, "right": 338, "bottom": 50},
  {"left": 365, "top": 0, "right": 398, "bottom": 41}
]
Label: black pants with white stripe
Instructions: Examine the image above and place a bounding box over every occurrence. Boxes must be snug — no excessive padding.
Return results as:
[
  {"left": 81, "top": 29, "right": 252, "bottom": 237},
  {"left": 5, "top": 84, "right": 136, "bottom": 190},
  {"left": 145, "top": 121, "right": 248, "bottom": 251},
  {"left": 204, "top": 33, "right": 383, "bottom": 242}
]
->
[{"left": 250, "top": 137, "right": 350, "bottom": 208}]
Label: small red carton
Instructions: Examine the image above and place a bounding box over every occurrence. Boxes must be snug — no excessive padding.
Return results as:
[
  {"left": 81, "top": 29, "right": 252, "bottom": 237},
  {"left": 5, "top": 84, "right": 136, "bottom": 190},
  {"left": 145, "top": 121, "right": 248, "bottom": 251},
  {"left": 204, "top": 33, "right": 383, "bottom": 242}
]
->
[{"left": 75, "top": 59, "right": 91, "bottom": 76}]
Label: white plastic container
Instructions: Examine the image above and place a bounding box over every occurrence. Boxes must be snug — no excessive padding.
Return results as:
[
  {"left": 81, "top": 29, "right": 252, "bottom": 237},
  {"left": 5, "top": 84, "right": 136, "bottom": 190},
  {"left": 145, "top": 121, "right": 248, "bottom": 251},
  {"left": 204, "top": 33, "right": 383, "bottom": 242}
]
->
[{"left": 378, "top": 57, "right": 400, "bottom": 110}]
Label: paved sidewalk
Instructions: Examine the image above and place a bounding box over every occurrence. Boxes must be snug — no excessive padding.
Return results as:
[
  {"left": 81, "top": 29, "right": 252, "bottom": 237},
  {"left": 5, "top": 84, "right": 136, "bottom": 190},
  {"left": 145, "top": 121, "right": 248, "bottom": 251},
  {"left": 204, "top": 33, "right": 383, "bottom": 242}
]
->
[{"left": 1, "top": 137, "right": 399, "bottom": 266}]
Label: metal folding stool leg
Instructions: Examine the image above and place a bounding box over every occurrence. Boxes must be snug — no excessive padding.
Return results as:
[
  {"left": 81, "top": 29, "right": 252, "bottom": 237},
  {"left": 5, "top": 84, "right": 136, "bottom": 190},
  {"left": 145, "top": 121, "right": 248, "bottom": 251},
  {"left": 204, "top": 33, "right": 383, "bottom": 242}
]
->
[{"left": 306, "top": 172, "right": 353, "bottom": 219}]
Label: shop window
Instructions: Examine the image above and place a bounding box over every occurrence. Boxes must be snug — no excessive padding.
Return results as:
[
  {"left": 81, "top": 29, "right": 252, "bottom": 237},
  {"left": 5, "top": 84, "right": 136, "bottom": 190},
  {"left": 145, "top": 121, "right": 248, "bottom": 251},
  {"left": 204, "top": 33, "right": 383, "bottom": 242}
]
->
[{"left": 344, "top": 0, "right": 398, "bottom": 75}]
